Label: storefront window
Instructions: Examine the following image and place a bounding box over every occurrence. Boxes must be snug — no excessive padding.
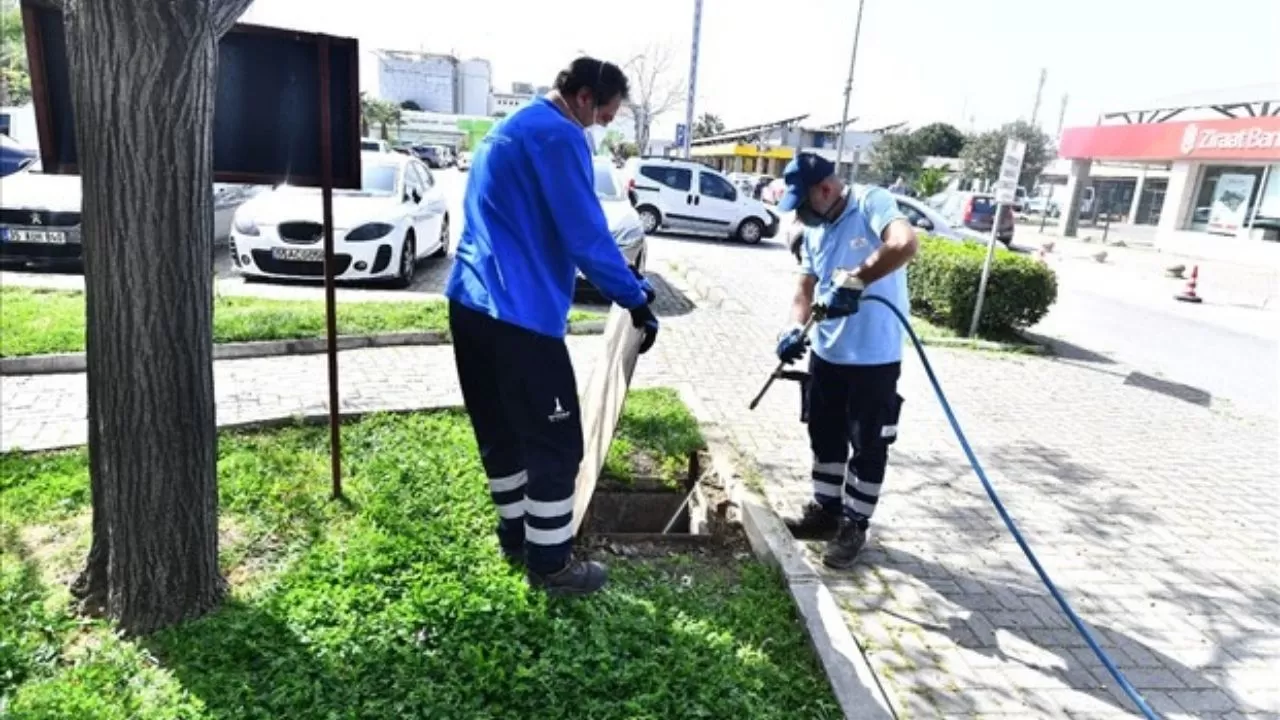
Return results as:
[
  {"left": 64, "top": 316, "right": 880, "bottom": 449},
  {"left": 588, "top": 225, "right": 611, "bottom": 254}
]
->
[
  {"left": 1187, "top": 165, "right": 1265, "bottom": 234},
  {"left": 1251, "top": 164, "right": 1280, "bottom": 241}
]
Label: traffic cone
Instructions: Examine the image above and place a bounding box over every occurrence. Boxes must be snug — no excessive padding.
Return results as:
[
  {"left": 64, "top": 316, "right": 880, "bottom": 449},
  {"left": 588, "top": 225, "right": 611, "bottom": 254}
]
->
[{"left": 1175, "top": 265, "right": 1203, "bottom": 304}]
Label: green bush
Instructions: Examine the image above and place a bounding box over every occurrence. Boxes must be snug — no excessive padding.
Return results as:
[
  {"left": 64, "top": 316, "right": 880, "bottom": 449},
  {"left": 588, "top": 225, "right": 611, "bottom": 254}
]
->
[{"left": 908, "top": 235, "right": 1058, "bottom": 337}]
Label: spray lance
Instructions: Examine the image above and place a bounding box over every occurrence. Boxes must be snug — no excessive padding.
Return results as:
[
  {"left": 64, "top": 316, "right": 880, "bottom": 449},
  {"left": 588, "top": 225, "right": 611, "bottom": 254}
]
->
[{"left": 748, "top": 268, "right": 865, "bottom": 410}]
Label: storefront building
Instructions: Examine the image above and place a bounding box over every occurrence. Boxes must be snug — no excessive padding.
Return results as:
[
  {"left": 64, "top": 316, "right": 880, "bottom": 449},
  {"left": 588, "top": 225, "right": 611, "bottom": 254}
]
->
[
  {"left": 688, "top": 115, "right": 890, "bottom": 179},
  {"left": 1058, "top": 111, "right": 1280, "bottom": 260}
]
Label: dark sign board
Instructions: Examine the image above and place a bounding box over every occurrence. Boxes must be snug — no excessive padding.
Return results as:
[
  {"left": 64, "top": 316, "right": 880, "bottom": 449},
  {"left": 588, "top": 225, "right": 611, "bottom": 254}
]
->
[{"left": 21, "top": 3, "right": 362, "bottom": 189}]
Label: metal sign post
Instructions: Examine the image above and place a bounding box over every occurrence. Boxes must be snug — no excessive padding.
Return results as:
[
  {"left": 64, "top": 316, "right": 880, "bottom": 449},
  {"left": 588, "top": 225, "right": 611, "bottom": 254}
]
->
[
  {"left": 682, "top": 0, "right": 702, "bottom": 159},
  {"left": 833, "top": 0, "right": 866, "bottom": 183},
  {"left": 970, "top": 138, "right": 1025, "bottom": 338},
  {"left": 317, "top": 38, "right": 343, "bottom": 500}
]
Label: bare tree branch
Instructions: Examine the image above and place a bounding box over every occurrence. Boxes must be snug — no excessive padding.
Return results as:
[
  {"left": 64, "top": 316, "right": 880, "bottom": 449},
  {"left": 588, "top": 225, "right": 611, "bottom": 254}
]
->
[{"left": 621, "top": 43, "right": 684, "bottom": 152}]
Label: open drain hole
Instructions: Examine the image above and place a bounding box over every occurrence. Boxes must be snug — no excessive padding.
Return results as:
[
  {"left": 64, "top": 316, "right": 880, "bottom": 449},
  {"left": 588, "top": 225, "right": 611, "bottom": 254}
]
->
[
  {"left": 579, "top": 451, "right": 746, "bottom": 553},
  {"left": 583, "top": 490, "right": 698, "bottom": 536}
]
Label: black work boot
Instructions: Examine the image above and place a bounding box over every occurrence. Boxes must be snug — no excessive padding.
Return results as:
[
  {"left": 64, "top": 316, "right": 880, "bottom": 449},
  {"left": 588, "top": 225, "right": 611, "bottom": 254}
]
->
[
  {"left": 822, "top": 516, "right": 869, "bottom": 570},
  {"left": 528, "top": 557, "right": 609, "bottom": 598},
  {"left": 783, "top": 501, "right": 841, "bottom": 540}
]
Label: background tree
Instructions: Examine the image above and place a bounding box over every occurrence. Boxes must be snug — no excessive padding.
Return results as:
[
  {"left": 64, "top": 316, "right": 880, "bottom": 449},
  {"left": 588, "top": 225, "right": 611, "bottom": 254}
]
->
[
  {"left": 911, "top": 122, "right": 966, "bottom": 158},
  {"left": 0, "top": 0, "right": 31, "bottom": 106},
  {"left": 959, "top": 120, "right": 1053, "bottom": 190},
  {"left": 913, "top": 165, "right": 951, "bottom": 198},
  {"left": 598, "top": 128, "right": 624, "bottom": 156},
  {"left": 620, "top": 44, "right": 683, "bottom": 154},
  {"left": 693, "top": 112, "right": 724, "bottom": 139},
  {"left": 65, "top": 0, "right": 256, "bottom": 634},
  {"left": 868, "top": 131, "right": 924, "bottom": 185},
  {"left": 615, "top": 141, "right": 639, "bottom": 159},
  {"left": 360, "top": 94, "right": 402, "bottom": 140}
]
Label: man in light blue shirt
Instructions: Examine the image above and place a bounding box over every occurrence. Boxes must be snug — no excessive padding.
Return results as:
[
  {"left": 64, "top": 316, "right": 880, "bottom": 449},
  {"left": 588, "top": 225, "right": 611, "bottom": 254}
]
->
[{"left": 774, "top": 153, "right": 919, "bottom": 569}]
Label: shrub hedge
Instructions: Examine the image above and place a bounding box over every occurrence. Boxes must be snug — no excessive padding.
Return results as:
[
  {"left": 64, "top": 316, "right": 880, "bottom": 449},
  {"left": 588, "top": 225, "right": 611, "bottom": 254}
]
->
[{"left": 908, "top": 235, "right": 1058, "bottom": 337}]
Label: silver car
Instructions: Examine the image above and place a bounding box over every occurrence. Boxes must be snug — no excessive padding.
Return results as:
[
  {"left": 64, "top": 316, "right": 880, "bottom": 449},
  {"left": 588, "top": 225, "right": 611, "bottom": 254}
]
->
[
  {"left": 575, "top": 160, "right": 648, "bottom": 296},
  {"left": 893, "top": 194, "right": 986, "bottom": 243}
]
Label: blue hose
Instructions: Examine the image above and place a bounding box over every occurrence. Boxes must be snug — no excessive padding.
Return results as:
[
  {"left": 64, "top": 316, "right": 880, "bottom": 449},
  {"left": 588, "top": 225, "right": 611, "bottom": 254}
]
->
[{"left": 863, "top": 295, "right": 1161, "bottom": 720}]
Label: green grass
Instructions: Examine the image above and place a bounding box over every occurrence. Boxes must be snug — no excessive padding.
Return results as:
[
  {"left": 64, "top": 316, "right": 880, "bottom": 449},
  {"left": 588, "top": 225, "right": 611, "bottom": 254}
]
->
[
  {"left": 908, "top": 313, "right": 1040, "bottom": 352},
  {"left": 602, "top": 388, "right": 705, "bottom": 489},
  {"left": 0, "top": 287, "right": 601, "bottom": 358},
  {"left": 0, "top": 390, "right": 838, "bottom": 719}
]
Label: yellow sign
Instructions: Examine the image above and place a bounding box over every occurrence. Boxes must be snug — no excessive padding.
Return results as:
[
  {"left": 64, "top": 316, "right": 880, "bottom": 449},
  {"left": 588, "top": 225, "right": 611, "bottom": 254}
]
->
[{"left": 691, "top": 142, "right": 794, "bottom": 160}]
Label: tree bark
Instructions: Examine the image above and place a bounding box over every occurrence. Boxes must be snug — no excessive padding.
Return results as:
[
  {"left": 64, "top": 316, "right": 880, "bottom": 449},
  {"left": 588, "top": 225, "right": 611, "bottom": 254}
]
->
[{"left": 66, "top": 0, "right": 252, "bottom": 635}]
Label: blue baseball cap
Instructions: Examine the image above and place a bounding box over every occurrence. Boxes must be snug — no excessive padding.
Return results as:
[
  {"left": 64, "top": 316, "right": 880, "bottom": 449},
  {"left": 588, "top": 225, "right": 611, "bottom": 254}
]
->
[{"left": 777, "top": 152, "right": 836, "bottom": 212}]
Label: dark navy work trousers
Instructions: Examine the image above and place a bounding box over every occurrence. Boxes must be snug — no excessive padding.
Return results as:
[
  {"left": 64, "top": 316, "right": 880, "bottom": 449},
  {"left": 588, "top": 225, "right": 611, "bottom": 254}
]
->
[{"left": 449, "top": 301, "right": 583, "bottom": 575}]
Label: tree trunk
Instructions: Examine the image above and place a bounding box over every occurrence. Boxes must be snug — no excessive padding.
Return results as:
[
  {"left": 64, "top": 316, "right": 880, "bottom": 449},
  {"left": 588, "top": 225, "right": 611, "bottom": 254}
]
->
[{"left": 66, "top": 0, "right": 251, "bottom": 635}]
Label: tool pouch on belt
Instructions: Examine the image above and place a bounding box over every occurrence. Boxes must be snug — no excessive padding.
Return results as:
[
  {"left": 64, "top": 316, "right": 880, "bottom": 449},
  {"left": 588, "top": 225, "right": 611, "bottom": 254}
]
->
[{"left": 776, "top": 370, "right": 812, "bottom": 424}]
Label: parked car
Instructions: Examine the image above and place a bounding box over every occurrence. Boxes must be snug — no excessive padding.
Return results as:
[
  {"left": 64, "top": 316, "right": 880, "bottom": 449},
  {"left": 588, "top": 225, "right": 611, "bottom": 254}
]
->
[
  {"left": 893, "top": 194, "right": 987, "bottom": 243},
  {"left": 360, "top": 137, "right": 391, "bottom": 153},
  {"left": 0, "top": 171, "right": 83, "bottom": 267},
  {"left": 457, "top": 151, "right": 472, "bottom": 171},
  {"left": 928, "top": 191, "right": 1015, "bottom": 245},
  {"left": 761, "top": 177, "right": 786, "bottom": 205},
  {"left": 230, "top": 151, "right": 449, "bottom": 289},
  {"left": 576, "top": 160, "right": 648, "bottom": 297},
  {"left": 621, "top": 156, "right": 780, "bottom": 244},
  {"left": 752, "top": 175, "right": 775, "bottom": 200},
  {"left": 1023, "top": 195, "right": 1061, "bottom": 217},
  {"left": 410, "top": 145, "right": 447, "bottom": 168},
  {"left": 0, "top": 134, "right": 37, "bottom": 177},
  {"left": 1, "top": 172, "right": 250, "bottom": 269},
  {"left": 726, "top": 172, "right": 758, "bottom": 196}
]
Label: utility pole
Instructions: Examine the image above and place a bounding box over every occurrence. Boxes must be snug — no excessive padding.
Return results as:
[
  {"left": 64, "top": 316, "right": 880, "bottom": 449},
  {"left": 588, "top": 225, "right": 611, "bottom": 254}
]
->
[
  {"left": 833, "top": 0, "right": 866, "bottom": 182},
  {"left": 682, "top": 0, "right": 703, "bottom": 159},
  {"left": 1055, "top": 93, "right": 1069, "bottom": 137},
  {"left": 1029, "top": 67, "right": 1047, "bottom": 126}
]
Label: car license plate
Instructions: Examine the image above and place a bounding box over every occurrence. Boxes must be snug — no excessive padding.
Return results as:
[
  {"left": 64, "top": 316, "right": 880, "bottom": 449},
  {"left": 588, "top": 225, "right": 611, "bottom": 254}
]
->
[
  {"left": 271, "top": 247, "right": 324, "bottom": 262},
  {"left": 3, "top": 228, "right": 67, "bottom": 244}
]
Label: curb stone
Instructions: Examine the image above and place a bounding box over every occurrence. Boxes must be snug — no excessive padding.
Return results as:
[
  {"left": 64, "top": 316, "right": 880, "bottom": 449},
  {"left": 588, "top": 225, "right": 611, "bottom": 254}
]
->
[
  {"left": 0, "top": 320, "right": 607, "bottom": 376},
  {"left": 674, "top": 383, "right": 897, "bottom": 720},
  {"left": 919, "top": 334, "right": 1049, "bottom": 355}
]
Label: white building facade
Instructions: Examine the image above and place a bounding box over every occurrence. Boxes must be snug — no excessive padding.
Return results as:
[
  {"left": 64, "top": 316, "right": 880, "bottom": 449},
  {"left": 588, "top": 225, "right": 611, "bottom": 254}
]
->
[
  {"left": 363, "top": 50, "right": 459, "bottom": 114},
  {"left": 458, "top": 59, "right": 492, "bottom": 117}
]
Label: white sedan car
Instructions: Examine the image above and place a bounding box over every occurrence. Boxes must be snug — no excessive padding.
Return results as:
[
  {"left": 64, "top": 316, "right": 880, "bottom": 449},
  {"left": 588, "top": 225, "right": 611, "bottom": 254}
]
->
[{"left": 230, "top": 152, "right": 449, "bottom": 288}]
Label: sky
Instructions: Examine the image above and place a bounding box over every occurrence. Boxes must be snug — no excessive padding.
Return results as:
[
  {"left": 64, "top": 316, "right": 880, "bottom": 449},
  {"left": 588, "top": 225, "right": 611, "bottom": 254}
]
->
[{"left": 239, "top": 0, "right": 1280, "bottom": 141}]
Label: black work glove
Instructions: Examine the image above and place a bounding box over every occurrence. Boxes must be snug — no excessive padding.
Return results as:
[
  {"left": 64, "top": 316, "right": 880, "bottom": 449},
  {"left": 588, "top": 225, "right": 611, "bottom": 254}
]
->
[
  {"left": 629, "top": 303, "right": 659, "bottom": 354},
  {"left": 775, "top": 325, "right": 808, "bottom": 365},
  {"left": 812, "top": 285, "right": 862, "bottom": 321}
]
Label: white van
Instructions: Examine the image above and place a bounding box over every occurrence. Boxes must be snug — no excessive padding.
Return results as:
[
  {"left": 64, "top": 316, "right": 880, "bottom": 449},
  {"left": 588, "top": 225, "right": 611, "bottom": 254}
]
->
[{"left": 621, "top": 157, "right": 780, "bottom": 244}]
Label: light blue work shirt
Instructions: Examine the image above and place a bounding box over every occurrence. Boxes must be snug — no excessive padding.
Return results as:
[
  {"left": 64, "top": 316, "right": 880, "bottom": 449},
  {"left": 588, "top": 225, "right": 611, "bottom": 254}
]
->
[{"left": 798, "top": 184, "right": 910, "bottom": 366}]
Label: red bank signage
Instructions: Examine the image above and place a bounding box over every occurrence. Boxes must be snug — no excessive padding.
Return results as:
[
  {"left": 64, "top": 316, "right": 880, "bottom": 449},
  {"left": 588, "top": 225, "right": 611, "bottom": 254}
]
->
[{"left": 1059, "top": 116, "right": 1280, "bottom": 162}]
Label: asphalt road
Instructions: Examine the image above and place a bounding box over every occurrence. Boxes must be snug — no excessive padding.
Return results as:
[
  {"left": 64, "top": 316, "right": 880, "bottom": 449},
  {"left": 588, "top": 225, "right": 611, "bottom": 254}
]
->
[{"left": 1030, "top": 260, "right": 1279, "bottom": 418}]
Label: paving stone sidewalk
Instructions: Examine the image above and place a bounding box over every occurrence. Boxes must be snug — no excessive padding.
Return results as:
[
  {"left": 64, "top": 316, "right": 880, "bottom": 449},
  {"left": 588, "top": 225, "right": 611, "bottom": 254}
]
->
[
  {"left": 639, "top": 237, "right": 1280, "bottom": 720},
  {"left": 0, "top": 336, "right": 674, "bottom": 452}
]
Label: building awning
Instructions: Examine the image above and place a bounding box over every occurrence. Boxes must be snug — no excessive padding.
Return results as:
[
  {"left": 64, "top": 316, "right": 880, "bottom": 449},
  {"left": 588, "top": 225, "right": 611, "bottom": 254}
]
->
[
  {"left": 689, "top": 143, "right": 795, "bottom": 160},
  {"left": 1060, "top": 116, "right": 1280, "bottom": 162}
]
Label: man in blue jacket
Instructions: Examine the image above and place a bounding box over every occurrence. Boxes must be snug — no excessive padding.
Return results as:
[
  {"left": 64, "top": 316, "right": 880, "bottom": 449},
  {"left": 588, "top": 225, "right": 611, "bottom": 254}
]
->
[{"left": 446, "top": 56, "right": 659, "bottom": 597}]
